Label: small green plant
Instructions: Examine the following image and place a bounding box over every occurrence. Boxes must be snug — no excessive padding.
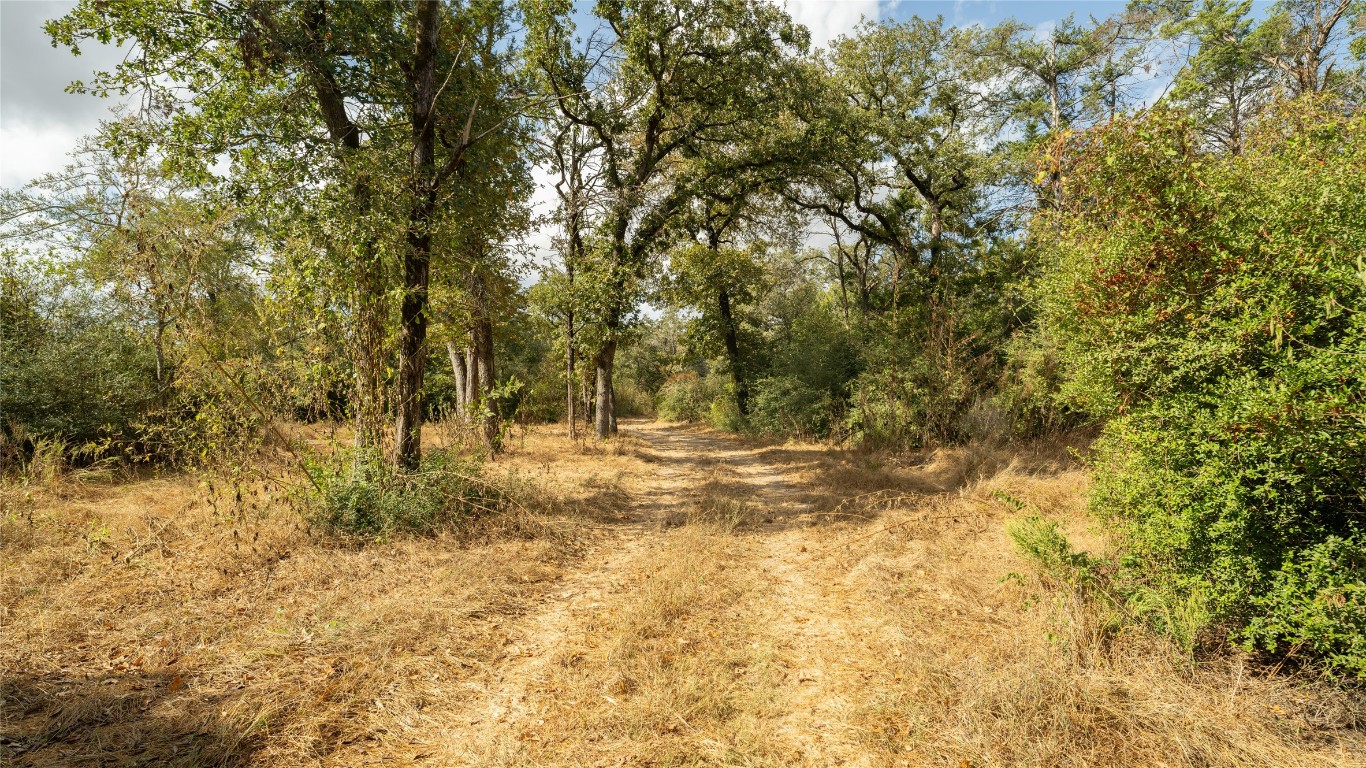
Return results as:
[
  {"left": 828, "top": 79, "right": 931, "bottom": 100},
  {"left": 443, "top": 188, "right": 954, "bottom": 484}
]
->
[
  {"left": 303, "top": 448, "right": 506, "bottom": 538},
  {"left": 1126, "top": 584, "right": 1213, "bottom": 656},
  {"left": 1005, "top": 514, "right": 1097, "bottom": 588}
]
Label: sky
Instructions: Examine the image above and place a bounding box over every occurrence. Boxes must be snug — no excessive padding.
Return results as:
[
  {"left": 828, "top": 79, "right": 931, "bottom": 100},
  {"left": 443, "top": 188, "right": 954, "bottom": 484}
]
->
[
  {"left": 0, "top": 0, "right": 1165, "bottom": 268},
  {"left": 0, "top": 1, "right": 1157, "bottom": 189}
]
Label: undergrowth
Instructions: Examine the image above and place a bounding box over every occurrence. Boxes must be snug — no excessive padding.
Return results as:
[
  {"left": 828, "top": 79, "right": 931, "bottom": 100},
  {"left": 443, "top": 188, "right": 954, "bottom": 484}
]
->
[{"left": 302, "top": 447, "right": 508, "bottom": 538}]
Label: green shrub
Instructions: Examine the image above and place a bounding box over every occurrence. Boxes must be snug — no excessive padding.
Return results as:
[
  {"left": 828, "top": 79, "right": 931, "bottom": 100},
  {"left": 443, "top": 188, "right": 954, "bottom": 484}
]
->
[
  {"left": 304, "top": 448, "right": 505, "bottom": 538},
  {"left": 1039, "top": 98, "right": 1366, "bottom": 676},
  {"left": 707, "top": 397, "right": 742, "bottom": 432},
  {"left": 996, "top": 333, "right": 1079, "bottom": 438},
  {"left": 613, "top": 380, "right": 657, "bottom": 418},
  {"left": 1242, "top": 536, "right": 1366, "bottom": 679},
  {"left": 747, "top": 375, "right": 831, "bottom": 438},
  {"left": 655, "top": 372, "right": 723, "bottom": 422},
  {"left": 1, "top": 264, "right": 159, "bottom": 452}
]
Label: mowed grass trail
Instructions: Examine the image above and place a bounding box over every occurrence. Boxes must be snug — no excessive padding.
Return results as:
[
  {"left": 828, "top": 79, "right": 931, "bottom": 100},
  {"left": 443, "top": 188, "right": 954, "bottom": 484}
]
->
[{"left": 3, "top": 422, "right": 1362, "bottom": 767}]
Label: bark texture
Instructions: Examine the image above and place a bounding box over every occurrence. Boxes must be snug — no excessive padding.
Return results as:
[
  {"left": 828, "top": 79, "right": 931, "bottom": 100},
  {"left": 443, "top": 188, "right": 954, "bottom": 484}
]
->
[{"left": 394, "top": 0, "right": 441, "bottom": 470}]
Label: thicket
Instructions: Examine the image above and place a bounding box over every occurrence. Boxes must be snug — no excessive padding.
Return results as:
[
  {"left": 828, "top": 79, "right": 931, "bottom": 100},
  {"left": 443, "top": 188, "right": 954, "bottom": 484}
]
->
[
  {"left": 1038, "top": 99, "right": 1366, "bottom": 678},
  {"left": 304, "top": 448, "right": 506, "bottom": 538}
]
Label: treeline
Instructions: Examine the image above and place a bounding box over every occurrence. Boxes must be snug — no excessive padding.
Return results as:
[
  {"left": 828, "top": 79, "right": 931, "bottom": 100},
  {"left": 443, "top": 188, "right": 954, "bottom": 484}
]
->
[{"left": 1, "top": 1, "right": 1363, "bottom": 675}]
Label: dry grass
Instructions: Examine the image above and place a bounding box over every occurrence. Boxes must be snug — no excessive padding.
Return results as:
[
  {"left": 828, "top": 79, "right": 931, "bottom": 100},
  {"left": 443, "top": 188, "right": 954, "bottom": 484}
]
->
[
  {"left": 810, "top": 454, "right": 1365, "bottom": 767},
  {"left": 0, "top": 449, "right": 616, "bottom": 767},
  {"left": 469, "top": 525, "right": 785, "bottom": 766},
  {"left": 3, "top": 422, "right": 1362, "bottom": 767}
]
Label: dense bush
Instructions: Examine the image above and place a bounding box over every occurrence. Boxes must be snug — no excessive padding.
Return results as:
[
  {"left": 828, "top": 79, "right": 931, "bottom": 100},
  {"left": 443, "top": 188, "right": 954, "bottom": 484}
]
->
[
  {"left": 655, "top": 371, "right": 725, "bottom": 422},
  {"left": 844, "top": 332, "right": 980, "bottom": 448},
  {"left": 304, "top": 448, "right": 505, "bottom": 538},
  {"left": 747, "top": 375, "right": 832, "bottom": 438},
  {"left": 1, "top": 263, "right": 159, "bottom": 453},
  {"left": 1039, "top": 99, "right": 1366, "bottom": 677}
]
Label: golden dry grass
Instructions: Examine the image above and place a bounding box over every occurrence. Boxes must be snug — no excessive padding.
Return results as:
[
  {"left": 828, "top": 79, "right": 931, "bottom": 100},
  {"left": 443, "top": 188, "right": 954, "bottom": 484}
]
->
[
  {"left": 0, "top": 453, "right": 615, "bottom": 766},
  {"left": 2, "top": 421, "right": 1362, "bottom": 767}
]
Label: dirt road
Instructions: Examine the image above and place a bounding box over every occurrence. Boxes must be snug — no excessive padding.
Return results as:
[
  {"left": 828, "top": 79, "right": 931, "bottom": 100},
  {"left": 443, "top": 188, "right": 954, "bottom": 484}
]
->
[
  {"left": 413, "top": 422, "right": 1362, "bottom": 767},
  {"left": 428, "top": 421, "right": 908, "bottom": 765},
  {"left": 6, "top": 421, "right": 1359, "bottom": 768}
]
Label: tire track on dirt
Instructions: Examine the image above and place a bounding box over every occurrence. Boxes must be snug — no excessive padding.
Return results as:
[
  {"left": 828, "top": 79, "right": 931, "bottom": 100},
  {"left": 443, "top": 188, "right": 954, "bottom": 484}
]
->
[{"left": 421, "top": 422, "right": 888, "bottom": 765}]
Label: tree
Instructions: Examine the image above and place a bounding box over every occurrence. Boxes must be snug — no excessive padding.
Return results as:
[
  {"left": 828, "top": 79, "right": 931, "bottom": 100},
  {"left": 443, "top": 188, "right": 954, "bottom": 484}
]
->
[
  {"left": 791, "top": 18, "right": 998, "bottom": 304},
  {"left": 1251, "top": 0, "right": 1362, "bottom": 96},
  {"left": 986, "top": 13, "right": 1147, "bottom": 206},
  {"left": 1162, "top": 0, "right": 1276, "bottom": 155},
  {"left": 663, "top": 242, "right": 766, "bottom": 416},
  {"left": 0, "top": 127, "right": 252, "bottom": 396},
  {"left": 541, "top": 114, "right": 603, "bottom": 437},
  {"left": 1148, "top": 0, "right": 1364, "bottom": 154},
  {"left": 527, "top": 0, "right": 807, "bottom": 438},
  {"left": 49, "top": 0, "right": 531, "bottom": 468}
]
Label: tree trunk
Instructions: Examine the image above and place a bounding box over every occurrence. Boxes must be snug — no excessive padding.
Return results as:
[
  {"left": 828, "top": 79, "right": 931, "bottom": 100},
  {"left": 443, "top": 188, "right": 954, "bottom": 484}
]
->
[
  {"left": 717, "top": 288, "right": 748, "bottom": 416},
  {"left": 393, "top": 0, "right": 441, "bottom": 471},
  {"left": 472, "top": 314, "right": 497, "bottom": 450},
  {"left": 593, "top": 338, "right": 617, "bottom": 439},
  {"left": 465, "top": 348, "right": 478, "bottom": 412},
  {"left": 566, "top": 325, "right": 577, "bottom": 438},
  {"left": 1046, "top": 71, "right": 1064, "bottom": 208},
  {"left": 447, "top": 341, "right": 468, "bottom": 418},
  {"left": 154, "top": 314, "right": 167, "bottom": 390},
  {"left": 466, "top": 268, "right": 499, "bottom": 450},
  {"left": 926, "top": 200, "right": 944, "bottom": 298},
  {"left": 582, "top": 372, "right": 593, "bottom": 428},
  {"left": 835, "top": 245, "right": 850, "bottom": 322}
]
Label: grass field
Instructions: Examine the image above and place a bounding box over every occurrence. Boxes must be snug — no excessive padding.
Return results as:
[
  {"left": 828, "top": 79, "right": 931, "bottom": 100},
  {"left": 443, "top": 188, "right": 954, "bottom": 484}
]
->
[{"left": 2, "top": 421, "right": 1361, "bottom": 767}]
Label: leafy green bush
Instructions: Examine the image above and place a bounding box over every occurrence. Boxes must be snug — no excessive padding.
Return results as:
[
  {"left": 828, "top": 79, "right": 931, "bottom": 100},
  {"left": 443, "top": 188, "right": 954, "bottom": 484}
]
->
[
  {"left": 1039, "top": 98, "right": 1366, "bottom": 677},
  {"left": 1, "top": 263, "right": 159, "bottom": 453},
  {"left": 613, "top": 380, "right": 657, "bottom": 418},
  {"left": 655, "top": 371, "right": 724, "bottom": 422},
  {"left": 1243, "top": 536, "right": 1366, "bottom": 678},
  {"left": 747, "top": 375, "right": 831, "bottom": 438},
  {"left": 304, "top": 448, "right": 505, "bottom": 538},
  {"left": 996, "top": 333, "right": 1079, "bottom": 438}
]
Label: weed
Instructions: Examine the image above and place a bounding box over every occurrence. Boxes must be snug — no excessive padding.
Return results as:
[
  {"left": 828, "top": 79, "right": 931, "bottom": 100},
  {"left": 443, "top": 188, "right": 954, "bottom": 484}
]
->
[{"left": 302, "top": 447, "right": 507, "bottom": 538}]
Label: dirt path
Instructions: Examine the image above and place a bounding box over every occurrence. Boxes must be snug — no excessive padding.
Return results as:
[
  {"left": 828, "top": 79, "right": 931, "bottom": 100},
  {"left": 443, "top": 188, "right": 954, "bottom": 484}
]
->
[
  {"left": 414, "top": 422, "right": 905, "bottom": 765},
  {"left": 10, "top": 421, "right": 1359, "bottom": 767}
]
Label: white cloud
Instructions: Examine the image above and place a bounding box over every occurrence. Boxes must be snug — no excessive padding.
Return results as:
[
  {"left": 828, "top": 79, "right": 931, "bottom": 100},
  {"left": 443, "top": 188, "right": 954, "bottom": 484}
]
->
[
  {"left": 1, "top": 1, "right": 131, "bottom": 188},
  {"left": 784, "top": 0, "right": 879, "bottom": 49},
  {"left": 0, "top": 120, "right": 87, "bottom": 187},
  {"left": 1031, "top": 19, "right": 1057, "bottom": 43}
]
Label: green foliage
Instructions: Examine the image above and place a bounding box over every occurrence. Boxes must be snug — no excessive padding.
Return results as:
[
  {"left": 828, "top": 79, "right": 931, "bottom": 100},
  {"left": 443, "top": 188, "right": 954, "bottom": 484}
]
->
[
  {"left": 1242, "top": 535, "right": 1366, "bottom": 678},
  {"left": 1006, "top": 513, "right": 1098, "bottom": 588},
  {"left": 304, "top": 448, "right": 504, "bottom": 539},
  {"left": 747, "top": 376, "right": 831, "bottom": 438},
  {"left": 995, "top": 332, "right": 1078, "bottom": 438},
  {"left": 1039, "top": 98, "right": 1366, "bottom": 675},
  {"left": 1, "top": 258, "right": 159, "bottom": 452},
  {"left": 655, "top": 372, "right": 725, "bottom": 423},
  {"left": 613, "top": 381, "right": 657, "bottom": 419}
]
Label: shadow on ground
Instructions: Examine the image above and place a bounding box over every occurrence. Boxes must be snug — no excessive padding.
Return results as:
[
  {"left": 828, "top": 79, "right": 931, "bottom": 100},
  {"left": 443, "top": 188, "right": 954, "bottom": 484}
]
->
[{"left": 2, "top": 669, "right": 260, "bottom": 767}]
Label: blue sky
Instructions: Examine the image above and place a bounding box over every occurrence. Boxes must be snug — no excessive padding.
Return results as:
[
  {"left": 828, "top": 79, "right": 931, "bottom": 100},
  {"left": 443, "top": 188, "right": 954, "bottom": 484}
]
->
[
  {"left": 893, "top": 1, "right": 1146, "bottom": 28},
  {"left": 3, "top": 0, "right": 1275, "bottom": 188}
]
